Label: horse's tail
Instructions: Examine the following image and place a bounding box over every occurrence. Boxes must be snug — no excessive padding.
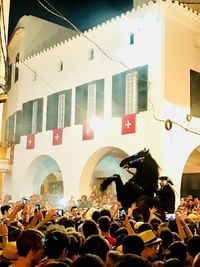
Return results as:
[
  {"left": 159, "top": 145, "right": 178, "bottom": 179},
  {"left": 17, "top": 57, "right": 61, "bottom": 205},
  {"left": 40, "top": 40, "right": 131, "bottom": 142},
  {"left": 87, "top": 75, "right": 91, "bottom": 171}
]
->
[{"left": 100, "top": 174, "right": 123, "bottom": 191}]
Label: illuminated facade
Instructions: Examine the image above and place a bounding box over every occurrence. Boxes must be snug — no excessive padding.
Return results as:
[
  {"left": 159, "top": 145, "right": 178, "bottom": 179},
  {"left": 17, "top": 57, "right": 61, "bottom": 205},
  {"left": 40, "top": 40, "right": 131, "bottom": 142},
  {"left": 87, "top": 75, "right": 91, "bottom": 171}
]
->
[
  {"left": 4, "top": 0, "right": 200, "bottom": 205},
  {"left": 0, "top": 0, "right": 10, "bottom": 89}
]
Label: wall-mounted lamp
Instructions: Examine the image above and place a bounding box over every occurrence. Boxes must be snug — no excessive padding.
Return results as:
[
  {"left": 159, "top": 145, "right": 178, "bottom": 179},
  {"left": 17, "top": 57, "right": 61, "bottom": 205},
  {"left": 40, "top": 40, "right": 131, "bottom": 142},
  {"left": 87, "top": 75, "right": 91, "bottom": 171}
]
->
[
  {"left": 186, "top": 114, "right": 192, "bottom": 122},
  {"left": 165, "top": 119, "right": 172, "bottom": 131}
]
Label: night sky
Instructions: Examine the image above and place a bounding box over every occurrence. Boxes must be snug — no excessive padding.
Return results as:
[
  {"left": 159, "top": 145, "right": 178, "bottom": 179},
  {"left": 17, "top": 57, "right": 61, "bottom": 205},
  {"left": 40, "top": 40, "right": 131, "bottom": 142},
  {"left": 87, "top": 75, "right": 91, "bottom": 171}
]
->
[{"left": 9, "top": 0, "right": 133, "bottom": 38}]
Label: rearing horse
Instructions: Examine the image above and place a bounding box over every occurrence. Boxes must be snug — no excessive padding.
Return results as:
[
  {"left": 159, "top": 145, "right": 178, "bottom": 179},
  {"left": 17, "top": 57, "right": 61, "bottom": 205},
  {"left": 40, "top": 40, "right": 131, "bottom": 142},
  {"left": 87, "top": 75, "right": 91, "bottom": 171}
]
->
[
  {"left": 120, "top": 148, "right": 159, "bottom": 198},
  {"left": 100, "top": 148, "right": 175, "bottom": 213}
]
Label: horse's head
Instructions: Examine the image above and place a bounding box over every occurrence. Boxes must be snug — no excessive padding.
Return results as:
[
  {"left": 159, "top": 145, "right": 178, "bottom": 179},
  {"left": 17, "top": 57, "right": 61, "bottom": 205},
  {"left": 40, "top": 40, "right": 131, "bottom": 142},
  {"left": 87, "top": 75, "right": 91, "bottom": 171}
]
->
[{"left": 120, "top": 148, "right": 152, "bottom": 169}]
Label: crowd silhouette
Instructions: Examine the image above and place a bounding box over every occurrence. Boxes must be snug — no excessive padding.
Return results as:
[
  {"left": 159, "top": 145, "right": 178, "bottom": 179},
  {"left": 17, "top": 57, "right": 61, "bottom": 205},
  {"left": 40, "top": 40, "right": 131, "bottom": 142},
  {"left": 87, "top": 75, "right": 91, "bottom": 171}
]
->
[{"left": 0, "top": 190, "right": 199, "bottom": 266}]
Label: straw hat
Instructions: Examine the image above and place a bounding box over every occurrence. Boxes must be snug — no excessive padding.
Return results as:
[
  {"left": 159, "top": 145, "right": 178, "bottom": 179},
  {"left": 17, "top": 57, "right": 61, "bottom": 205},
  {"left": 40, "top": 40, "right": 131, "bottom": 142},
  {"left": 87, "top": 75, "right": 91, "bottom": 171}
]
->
[
  {"left": 85, "top": 207, "right": 97, "bottom": 220},
  {"left": 134, "top": 221, "right": 144, "bottom": 231},
  {"left": 139, "top": 230, "right": 161, "bottom": 247},
  {"left": 1, "top": 242, "right": 18, "bottom": 260},
  {"left": 187, "top": 213, "right": 198, "bottom": 221}
]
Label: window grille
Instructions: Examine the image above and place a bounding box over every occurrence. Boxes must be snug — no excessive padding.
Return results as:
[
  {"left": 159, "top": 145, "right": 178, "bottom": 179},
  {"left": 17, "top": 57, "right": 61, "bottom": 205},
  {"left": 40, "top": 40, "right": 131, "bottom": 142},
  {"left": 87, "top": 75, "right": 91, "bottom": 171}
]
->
[
  {"left": 32, "top": 101, "right": 38, "bottom": 133},
  {"left": 87, "top": 83, "right": 96, "bottom": 119},
  {"left": 125, "top": 72, "right": 138, "bottom": 114},
  {"left": 58, "top": 94, "right": 65, "bottom": 128}
]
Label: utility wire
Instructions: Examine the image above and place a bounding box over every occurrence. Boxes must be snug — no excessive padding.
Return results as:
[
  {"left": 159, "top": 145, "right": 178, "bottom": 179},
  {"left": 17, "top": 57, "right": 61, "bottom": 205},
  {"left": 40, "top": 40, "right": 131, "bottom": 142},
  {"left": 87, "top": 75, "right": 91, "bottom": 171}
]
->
[
  {"left": 37, "top": 0, "right": 131, "bottom": 71},
  {"left": 29, "top": 0, "right": 200, "bottom": 135},
  {"left": 0, "top": 0, "right": 9, "bottom": 92},
  {"left": 7, "top": 0, "right": 200, "bottom": 136}
]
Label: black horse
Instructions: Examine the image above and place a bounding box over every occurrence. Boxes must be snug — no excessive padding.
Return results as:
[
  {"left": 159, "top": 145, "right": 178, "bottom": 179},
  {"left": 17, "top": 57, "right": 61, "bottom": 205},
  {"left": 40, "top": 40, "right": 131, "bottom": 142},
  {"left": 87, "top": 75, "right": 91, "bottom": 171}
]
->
[{"left": 100, "top": 148, "right": 175, "bottom": 215}]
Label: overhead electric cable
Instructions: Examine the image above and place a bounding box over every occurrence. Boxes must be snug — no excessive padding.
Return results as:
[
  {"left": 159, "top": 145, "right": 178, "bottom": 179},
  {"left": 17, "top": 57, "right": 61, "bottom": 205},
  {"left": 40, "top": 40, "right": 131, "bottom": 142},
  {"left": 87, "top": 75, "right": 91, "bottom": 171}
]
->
[{"left": 8, "top": 0, "right": 200, "bottom": 136}]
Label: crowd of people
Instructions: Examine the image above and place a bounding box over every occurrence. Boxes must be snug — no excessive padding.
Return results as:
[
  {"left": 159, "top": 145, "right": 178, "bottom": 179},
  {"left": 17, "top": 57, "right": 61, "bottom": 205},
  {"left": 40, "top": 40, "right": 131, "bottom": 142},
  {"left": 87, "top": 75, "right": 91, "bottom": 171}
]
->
[{"left": 0, "top": 191, "right": 200, "bottom": 267}]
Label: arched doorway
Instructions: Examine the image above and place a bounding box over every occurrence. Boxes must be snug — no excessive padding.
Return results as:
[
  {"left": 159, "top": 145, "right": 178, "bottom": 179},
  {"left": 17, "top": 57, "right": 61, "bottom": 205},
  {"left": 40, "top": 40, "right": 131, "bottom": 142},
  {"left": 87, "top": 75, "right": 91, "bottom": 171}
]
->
[
  {"left": 79, "top": 146, "right": 133, "bottom": 196},
  {"left": 24, "top": 155, "right": 64, "bottom": 207},
  {"left": 181, "top": 146, "right": 200, "bottom": 197}
]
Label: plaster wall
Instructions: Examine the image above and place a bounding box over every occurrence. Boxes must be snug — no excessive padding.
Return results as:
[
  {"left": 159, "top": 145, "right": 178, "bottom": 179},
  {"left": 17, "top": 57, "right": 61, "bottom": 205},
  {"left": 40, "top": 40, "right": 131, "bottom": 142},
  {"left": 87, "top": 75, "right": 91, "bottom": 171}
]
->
[
  {"left": 160, "top": 4, "right": 200, "bottom": 197},
  {"left": 5, "top": 1, "right": 200, "bottom": 203}
]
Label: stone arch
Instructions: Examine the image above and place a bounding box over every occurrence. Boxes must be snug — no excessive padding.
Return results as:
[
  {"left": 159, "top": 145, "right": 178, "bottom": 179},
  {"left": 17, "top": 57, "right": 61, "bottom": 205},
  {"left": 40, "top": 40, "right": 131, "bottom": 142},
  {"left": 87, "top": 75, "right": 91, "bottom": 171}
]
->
[
  {"left": 181, "top": 145, "right": 200, "bottom": 197},
  {"left": 22, "top": 155, "right": 62, "bottom": 198},
  {"left": 79, "top": 146, "right": 130, "bottom": 196}
]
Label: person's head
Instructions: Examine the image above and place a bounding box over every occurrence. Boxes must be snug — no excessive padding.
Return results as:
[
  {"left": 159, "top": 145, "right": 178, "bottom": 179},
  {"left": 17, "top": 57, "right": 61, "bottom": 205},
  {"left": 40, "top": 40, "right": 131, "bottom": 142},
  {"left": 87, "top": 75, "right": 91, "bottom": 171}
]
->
[
  {"left": 105, "top": 250, "right": 123, "bottom": 267},
  {"left": 168, "top": 219, "right": 178, "bottom": 233},
  {"left": 172, "top": 232, "right": 181, "bottom": 241},
  {"left": 153, "top": 260, "right": 164, "bottom": 267},
  {"left": 187, "top": 235, "right": 200, "bottom": 263},
  {"left": 110, "top": 221, "right": 121, "bottom": 238},
  {"left": 116, "top": 253, "right": 152, "bottom": 267},
  {"left": 81, "top": 195, "right": 87, "bottom": 202},
  {"left": 16, "top": 229, "right": 45, "bottom": 265},
  {"left": 92, "top": 210, "right": 100, "bottom": 223},
  {"left": 164, "top": 258, "right": 182, "bottom": 267},
  {"left": 70, "top": 206, "right": 79, "bottom": 217},
  {"left": 159, "top": 229, "right": 174, "bottom": 249},
  {"left": 58, "top": 217, "right": 75, "bottom": 229},
  {"left": 133, "top": 221, "right": 144, "bottom": 233},
  {"left": 7, "top": 225, "right": 21, "bottom": 241},
  {"left": 83, "top": 235, "right": 110, "bottom": 262},
  {"left": 193, "top": 252, "right": 200, "bottom": 267},
  {"left": 45, "top": 230, "right": 70, "bottom": 259},
  {"left": 69, "top": 231, "right": 84, "bottom": 255},
  {"left": 99, "top": 208, "right": 112, "bottom": 219},
  {"left": 139, "top": 230, "right": 161, "bottom": 262},
  {"left": 168, "top": 241, "right": 187, "bottom": 263},
  {"left": 138, "top": 223, "right": 153, "bottom": 234},
  {"left": 114, "top": 227, "right": 128, "bottom": 249},
  {"left": 151, "top": 223, "right": 160, "bottom": 236},
  {"left": 150, "top": 217, "right": 162, "bottom": 226},
  {"left": 72, "top": 253, "right": 104, "bottom": 267},
  {"left": 82, "top": 219, "right": 99, "bottom": 238},
  {"left": 158, "top": 222, "right": 169, "bottom": 236},
  {"left": 46, "top": 261, "right": 71, "bottom": 267},
  {"left": 98, "top": 216, "right": 111, "bottom": 233},
  {"left": 122, "top": 235, "right": 144, "bottom": 256},
  {"left": 67, "top": 234, "right": 79, "bottom": 260},
  {"left": 1, "top": 204, "right": 11, "bottom": 216},
  {"left": 132, "top": 209, "right": 144, "bottom": 222},
  {"left": 115, "top": 227, "right": 128, "bottom": 239},
  {"left": 1, "top": 241, "right": 18, "bottom": 267}
]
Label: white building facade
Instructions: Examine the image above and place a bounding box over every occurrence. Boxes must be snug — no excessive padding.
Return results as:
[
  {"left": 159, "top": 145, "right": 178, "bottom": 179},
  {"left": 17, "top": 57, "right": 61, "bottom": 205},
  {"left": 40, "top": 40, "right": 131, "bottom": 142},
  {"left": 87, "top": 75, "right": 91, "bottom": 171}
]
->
[{"left": 4, "top": 0, "right": 200, "bottom": 205}]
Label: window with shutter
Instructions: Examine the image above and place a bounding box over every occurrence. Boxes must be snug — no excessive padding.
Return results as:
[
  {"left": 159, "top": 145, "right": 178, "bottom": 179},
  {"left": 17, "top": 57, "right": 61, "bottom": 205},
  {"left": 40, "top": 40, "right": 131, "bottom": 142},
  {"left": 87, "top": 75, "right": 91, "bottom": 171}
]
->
[
  {"left": 58, "top": 61, "right": 64, "bottom": 72},
  {"left": 15, "top": 110, "right": 22, "bottom": 144},
  {"left": 190, "top": 69, "right": 200, "bottom": 118},
  {"left": 22, "top": 101, "right": 33, "bottom": 135},
  {"left": 7, "top": 64, "right": 12, "bottom": 90},
  {"left": 75, "top": 84, "right": 88, "bottom": 125},
  {"left": 112, "top": 73, "right": 126, "bottom": 117},
  {"left": 130, "top": 33, "right": 134, "bottom": 45},
  {"left": 125, "top": 72, "right": 138, "bottom": 114},
  {"left": 89, "top": 48, "right": 94, "bottom": 60},
  {"left": 137, "top": 65, "right": 148, "bottom": 112},
  {"left": 87, "top": 83, "right": 96, "bottom": 119},
  {"left": 37, "top": 98, "right": 43, "bottom": 133},
  {"left": 15, "top": 53, "right": 20, "bottom": 83},
  {"left": 64, "top": 89, "right": 72, "bottom": 127},
  {"left": 32, "top": 101, "right": 38, "bottom": 133},
  {"left": 46, "top": 93, "right": 59, "bottom": 130},
  {"left": 8, "top": 115, "right": 15, "bottom": 144},
  {"left": 96, "top": 79, "right": 104, "bottom": 118},
  {"left": 58, "top": 93, "right": 65, "bottom": 128}
]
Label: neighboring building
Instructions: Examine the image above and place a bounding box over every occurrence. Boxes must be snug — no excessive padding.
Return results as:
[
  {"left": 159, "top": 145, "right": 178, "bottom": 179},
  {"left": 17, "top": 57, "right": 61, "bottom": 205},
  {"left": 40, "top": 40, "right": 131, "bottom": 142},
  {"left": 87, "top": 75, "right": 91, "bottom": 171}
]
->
[
  {"left": 134, "top": 0, "right": 200, "bottom": 13},
  {"left": 4, "top": 0, "right": 200, "bottom": 206},
  {"left": 0, "top": 0, "right": 10, "bottom": 89},
  {"left": 0, "top": 0, "right": 10, "bottom": 199}
]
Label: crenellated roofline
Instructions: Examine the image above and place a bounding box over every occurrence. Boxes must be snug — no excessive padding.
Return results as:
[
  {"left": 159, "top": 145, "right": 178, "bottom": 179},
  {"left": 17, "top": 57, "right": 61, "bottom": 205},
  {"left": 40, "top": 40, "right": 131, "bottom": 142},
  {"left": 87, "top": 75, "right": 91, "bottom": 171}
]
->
[{"left": 22, "top": 0, "right": 200, "bottom": 62}]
